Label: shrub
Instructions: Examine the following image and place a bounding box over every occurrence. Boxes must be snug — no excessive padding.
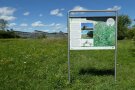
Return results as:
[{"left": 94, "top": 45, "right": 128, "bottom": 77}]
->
[
  {"left": 118, "top": 15, "right": 131, "bottom": 40},
  {"left": 0, "top": 30, "right": 20, "bottom": 38},
  {"left": 127, "top": 29, "right": 135, "bottom": 39}
]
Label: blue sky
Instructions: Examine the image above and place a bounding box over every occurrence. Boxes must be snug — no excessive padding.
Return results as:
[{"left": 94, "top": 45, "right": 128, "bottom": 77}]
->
[
  {"left": 81, "top": 23, "right": 94, "bottom": 29},
  {"left": 0, "top": 0, "right": 134, "bottom": 32},
  {"left": 82, "top": 30, "right": 91, "bottom": 35}
]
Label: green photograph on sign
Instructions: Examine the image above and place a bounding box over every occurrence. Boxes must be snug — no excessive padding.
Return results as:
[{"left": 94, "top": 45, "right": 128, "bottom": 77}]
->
[
  {"left": 94, "top": 18, "right": 115, "bottom": 46},
  {"left": 80, "top": 17, "right": 116, "bottom": 47}
]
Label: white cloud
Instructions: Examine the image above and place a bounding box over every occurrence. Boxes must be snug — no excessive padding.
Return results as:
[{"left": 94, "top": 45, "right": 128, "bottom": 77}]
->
[
  {"left": 49, "top": 23, "right": 55, "bottom": 26},
  {"left": 31, "top": 21, "right": 45, "bottom": 27},
  {"left": 61, "top": 8, "right": 65, "bottom": 11},
  {"left": 31, "top": 21, "right": 66, "bottom": 32},
  {"left": 49, "top": 23, "right": 65, "bottom": 32},
  {"left": 20, "top": 23, "right": 28, "bottom": 27},
  {"left": 48, "top": 23, "right": 61, "bottom": 27},
  {"left": 55, "top": 23, "right": 61, "bottom": 27},
  {"left": 8, "top": 23, "right": 16, "bottom": 27},
  {"left": 28, "top": 27, "right": 33, "bottom": 29},
  {"left": 0, "top": 7, "right": 16, "bottom": 21},
  {"left": 0, "top": 7, "right": 16, "bottom": 15},
  {"left": 39, "top": 14, "right": 43, "bottom": 17},
  {"left": 50, "top": 9, "right": 63, "bottom": 17},
  {"left": 107, "top": 6, "right": 121, "bottom": 11},
  {"left": 71, "top": 6, "right": 88, "bottom": 14},
  {"left": 0, "top": 15, "right": 16, "bottom": 21},
  {"left": 65, "top": 27, "right": 67, "bottom": 30},
  {"left": 71, "top": 6, "right": 88, "bottom": 11},
  {"left": 44, "top": 30, "right": 49, "bottom": 32},
  {"left": 23, "top": 12, "right": 30, "bottom": 16}
]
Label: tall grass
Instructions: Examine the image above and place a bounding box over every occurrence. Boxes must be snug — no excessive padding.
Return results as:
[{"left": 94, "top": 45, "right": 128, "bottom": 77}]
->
[{"left": 0, "top": 38, "right": 135, "bottom": 90}]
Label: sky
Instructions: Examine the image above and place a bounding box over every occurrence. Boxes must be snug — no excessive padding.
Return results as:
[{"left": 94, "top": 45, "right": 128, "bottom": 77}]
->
[
  {"left": 0, "top": 0, "right": 134, "bottom": 33},
  {"left": 81, "top": 23, "right": 94, "bottom": 28},
  {"left": 82, "top": 30, "right": 91, "bottom": 35}
]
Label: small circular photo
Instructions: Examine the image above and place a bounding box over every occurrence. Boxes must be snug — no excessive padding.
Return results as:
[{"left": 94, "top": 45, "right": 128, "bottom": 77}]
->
[{"left": 106, "top": 18, "right": 115, "bottom": 26}]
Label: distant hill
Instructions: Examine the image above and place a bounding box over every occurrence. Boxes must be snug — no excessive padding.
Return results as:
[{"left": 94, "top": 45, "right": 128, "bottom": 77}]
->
[{"left": 14, "top": 30, "right": 67, "bottom": 38}]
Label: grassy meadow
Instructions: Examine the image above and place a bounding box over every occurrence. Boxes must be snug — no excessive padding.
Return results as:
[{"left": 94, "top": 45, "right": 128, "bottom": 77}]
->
[{"left": 0, "top": 38, "right": 135, "bottom": 90}]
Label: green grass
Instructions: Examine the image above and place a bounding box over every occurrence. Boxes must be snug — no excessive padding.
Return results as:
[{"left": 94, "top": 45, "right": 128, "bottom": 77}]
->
[
  {"left": 0, "top": 38, "right": 135, "bottom": 90},
  {"left": 81, "top": 34, "right": 92, "bottom": 39}
]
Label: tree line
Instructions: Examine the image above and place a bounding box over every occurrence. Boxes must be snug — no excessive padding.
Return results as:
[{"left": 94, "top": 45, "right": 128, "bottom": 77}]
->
[
  {"left": 0, "top": 14, "right": 135, "bottom": 40},
  {"left": 118, "top": 15, "right": 135, "bottom": 40},
  {"left": 0, "top": 19, "right": 20, "bottom": 38}
]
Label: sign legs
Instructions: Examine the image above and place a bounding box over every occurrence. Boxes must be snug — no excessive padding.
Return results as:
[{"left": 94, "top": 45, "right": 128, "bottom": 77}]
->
[{"left": 68, "top": 49, "right": 70, "bottom": 83}]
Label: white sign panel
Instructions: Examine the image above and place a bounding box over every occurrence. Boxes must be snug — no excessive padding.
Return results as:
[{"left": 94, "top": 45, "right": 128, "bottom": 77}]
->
[{"left": 69, "top": 16, "right": 116, "bottom": 50}]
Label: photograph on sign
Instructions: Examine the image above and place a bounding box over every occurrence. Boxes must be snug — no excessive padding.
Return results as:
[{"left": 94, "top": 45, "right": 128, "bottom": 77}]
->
[
  {"left": 81, "top": 23, "right": 94, "bottom": 47},
  {"left": 69, "top": 16, "right": 116, "bottom": 50}
]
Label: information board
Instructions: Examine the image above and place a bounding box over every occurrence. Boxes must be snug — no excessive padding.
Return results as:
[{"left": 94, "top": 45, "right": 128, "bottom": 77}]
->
[
  {"left": 67, "top": 10, "right": 118, "bottom": 82},
  {"left": 69, "top": 16, "right": 116, "bottom": 50}
]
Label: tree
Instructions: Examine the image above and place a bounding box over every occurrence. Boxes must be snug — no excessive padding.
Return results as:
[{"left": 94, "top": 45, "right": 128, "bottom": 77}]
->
[
  {"left": 0, "top": 19, "right": 8, "bottom": 30},
  {"left": 127, "top": 28, "right": 135, "bottom": 39},
  {"left": 87, "top": 31, "right": 93, "bottom": 38},
  {"left": 118, "top": 15, "right": 131, "bottom": 40},
  {"left": 82, "top": 26, "right": 86, "bottom": 30}
]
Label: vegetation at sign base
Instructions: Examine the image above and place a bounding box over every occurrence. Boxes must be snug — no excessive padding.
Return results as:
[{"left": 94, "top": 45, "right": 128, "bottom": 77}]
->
[
  {"left": 0, "top": 38, "right": 135, "bottom": 90},
  {"left": 94, "top": 22, "right": 115, "bottom": 46}
]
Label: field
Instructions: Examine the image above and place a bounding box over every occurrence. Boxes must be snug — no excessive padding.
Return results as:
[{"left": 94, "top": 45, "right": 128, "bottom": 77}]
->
[{"left": 0, "top": 38, "right": 135, "bottom": 90}]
